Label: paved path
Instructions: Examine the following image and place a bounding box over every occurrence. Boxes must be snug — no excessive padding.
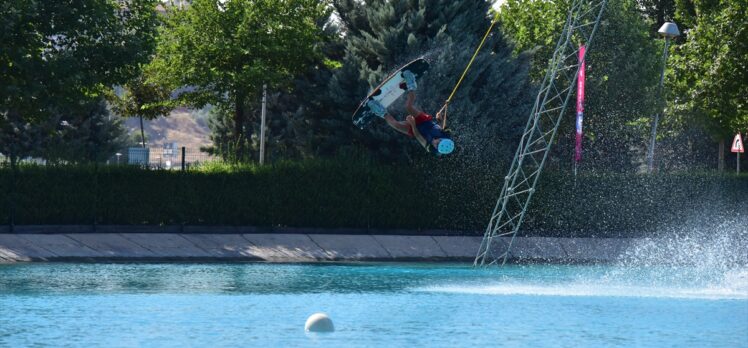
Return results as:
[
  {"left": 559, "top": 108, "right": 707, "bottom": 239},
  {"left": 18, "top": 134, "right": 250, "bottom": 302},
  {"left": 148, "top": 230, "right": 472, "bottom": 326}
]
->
[{"left": 0, "top": 233, "right": 636, "bottom": 263}]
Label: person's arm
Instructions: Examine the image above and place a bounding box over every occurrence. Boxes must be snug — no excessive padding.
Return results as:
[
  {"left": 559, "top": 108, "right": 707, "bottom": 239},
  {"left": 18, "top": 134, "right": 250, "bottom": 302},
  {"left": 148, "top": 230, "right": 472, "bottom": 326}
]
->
[
  {"left": 405, "top": 91, "right": 422, "bottom": 116},
  {"left": 435, "top": 105, "right": 448, "bottom": 129},
  {"left": 407, "top": 115, "right": 429, "bottom": 150},
  {"left": 385, "top": 114, "right": 412, "bottom": 136}
]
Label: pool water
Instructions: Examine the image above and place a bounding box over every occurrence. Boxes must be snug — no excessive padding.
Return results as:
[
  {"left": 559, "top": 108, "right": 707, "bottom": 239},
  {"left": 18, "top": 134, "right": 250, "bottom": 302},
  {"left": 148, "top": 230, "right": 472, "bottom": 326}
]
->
[{"left": 1, "top": 263, "right": 746, "bottom": 347}]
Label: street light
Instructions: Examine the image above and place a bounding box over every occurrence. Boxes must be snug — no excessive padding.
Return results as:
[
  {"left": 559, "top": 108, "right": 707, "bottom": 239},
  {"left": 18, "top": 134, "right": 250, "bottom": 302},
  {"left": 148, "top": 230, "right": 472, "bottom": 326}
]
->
[
  {"left": 259, "top": 84, "right": 267, "bottom": 165},
  {"left": 658, "top": 22, "right": 681, "bottom": 38},
  {"left": 647, "top": 22, "right": 680, "bottom": 172}
]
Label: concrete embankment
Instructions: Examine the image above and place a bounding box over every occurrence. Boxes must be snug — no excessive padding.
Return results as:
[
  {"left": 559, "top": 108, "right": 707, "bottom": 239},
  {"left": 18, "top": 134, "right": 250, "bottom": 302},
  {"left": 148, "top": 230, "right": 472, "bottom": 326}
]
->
[{"left": 0, "top": 227, "right": 637, "bottom": 263}]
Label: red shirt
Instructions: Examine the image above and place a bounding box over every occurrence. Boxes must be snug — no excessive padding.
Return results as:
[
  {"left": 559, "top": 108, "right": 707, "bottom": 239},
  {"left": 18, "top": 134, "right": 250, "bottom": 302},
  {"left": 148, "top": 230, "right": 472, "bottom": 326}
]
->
[{"left": 407, "top": 112, "right": 433, "bottom": 137}]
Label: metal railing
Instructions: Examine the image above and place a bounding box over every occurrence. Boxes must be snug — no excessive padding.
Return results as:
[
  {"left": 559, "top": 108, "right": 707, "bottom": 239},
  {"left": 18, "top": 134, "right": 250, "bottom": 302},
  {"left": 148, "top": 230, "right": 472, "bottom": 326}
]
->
[
  {"left": 0, "top": 147, "right": 217, "bottom": 170},
  {"left": 106, "top": 146, "right": 217, "bottom": 169}
]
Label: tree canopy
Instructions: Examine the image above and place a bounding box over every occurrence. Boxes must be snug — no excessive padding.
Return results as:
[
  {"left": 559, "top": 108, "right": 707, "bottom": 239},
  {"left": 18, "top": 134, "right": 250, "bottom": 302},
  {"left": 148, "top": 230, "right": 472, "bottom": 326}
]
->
[
  {"left": 151, "top": 0, "right": 328, "bottom": 161},
  {"left": 670, "top": 0, "right": 748, "bottom": 139},
  {"left": 0, "top": 0, "right": 160, "bottom": 161},
  {"left": 108, "top": 70, "right": 174, "bottom": 147},
  {"left": 322, "top": 0, "right": 534, "bottom": 163},
  {"left": 499, "top": 0, "right": 662, "bottom": 170},
  {"left": 0, "top": 0, "right": 743, "bottom": 172}
]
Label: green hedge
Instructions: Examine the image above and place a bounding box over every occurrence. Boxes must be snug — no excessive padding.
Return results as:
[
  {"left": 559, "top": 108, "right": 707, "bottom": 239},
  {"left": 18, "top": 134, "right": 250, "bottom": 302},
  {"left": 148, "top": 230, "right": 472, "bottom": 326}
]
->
[{"left": 1, "top": 160, "right": 745, "bottom": 237}]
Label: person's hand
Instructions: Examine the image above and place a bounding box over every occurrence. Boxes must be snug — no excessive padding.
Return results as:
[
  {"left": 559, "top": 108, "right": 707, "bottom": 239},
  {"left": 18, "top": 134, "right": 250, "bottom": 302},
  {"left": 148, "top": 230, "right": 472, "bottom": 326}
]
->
[
  {"left": 436, "top": 109, "right": 445, "bottom": 121},
  {"left": 406, "top": 115, "right": 416, "bottom": 126}
]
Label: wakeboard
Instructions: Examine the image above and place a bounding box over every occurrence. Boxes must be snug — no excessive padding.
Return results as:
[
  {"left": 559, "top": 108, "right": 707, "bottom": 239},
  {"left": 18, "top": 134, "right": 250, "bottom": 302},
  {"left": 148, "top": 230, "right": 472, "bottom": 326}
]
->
[{"left": 352, "top": 57, "right": 430, "bottom": 129}]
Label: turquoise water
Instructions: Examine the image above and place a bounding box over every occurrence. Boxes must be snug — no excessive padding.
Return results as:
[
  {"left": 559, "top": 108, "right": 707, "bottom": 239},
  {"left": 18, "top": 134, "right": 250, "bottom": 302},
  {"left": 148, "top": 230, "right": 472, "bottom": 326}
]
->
[{"left": 0, "top": 262, "right": 746, "bottom": 347}]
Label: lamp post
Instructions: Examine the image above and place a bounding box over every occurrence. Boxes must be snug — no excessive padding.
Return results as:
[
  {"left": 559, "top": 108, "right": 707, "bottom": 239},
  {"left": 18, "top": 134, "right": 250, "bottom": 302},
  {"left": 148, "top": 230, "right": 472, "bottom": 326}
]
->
[
  {"left": 647, "top": 22, "right": 680, "bottom": 173},
  {"left": 259, "top": 84, "right": 267, "bottom": 165}
]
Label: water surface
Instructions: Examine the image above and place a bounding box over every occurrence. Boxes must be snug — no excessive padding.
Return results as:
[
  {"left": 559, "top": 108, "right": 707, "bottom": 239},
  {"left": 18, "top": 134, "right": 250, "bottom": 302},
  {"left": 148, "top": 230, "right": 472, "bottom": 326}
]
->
[{"left": 1, "top": 262, "right": 746, "bottom": 347}]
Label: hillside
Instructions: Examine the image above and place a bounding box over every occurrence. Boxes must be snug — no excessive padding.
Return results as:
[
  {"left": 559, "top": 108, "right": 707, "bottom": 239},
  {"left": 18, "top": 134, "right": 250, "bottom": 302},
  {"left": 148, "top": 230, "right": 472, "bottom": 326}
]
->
[{"left": 124, "top": 108, "right": 211, "bottom": 150}]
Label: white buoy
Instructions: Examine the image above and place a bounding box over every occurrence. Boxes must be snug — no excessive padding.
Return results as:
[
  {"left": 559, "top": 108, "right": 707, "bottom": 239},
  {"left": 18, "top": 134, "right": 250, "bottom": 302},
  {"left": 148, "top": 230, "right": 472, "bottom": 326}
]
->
[{"left": 305, "top": 313, "right": 334, "bottom": 332}]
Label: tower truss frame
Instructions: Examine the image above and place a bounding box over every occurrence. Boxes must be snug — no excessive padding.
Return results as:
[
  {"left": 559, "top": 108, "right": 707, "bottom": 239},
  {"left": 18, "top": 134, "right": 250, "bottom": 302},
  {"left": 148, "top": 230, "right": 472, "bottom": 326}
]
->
[{"left": 474, "top": 0, "right": 609, "bottom": 266}]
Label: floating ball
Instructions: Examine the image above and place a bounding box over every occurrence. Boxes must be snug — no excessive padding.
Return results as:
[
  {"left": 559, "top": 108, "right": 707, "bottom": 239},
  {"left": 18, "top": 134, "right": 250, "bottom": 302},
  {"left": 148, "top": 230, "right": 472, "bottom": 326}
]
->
[{"left": 305, "top": 313, "right": 334, "bottom": 332}]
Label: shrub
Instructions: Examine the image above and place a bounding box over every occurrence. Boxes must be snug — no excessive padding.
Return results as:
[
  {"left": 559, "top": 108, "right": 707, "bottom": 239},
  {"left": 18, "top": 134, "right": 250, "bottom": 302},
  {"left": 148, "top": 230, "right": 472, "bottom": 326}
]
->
[{"left": 0, "top": 160, "right": 744, "bottom": 237}]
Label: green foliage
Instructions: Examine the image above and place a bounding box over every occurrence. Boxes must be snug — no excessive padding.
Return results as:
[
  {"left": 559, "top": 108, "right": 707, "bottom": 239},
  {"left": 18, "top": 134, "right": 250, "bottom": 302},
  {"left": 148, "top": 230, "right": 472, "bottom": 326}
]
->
[
  {"left": 0, "top": 161, "right": 744, "bottom": 236},
  {"left": 323, "top": 0, "right": 535, "bottom": 164},
  {"left": 636, "top": 0, "right": 679, "bottom": 35},
  {"left": 499, "top": 0, "right": 662, "bottom": 170},
  {"left": 203, "top": 105, "right": 255, "bottom": 162},
  {"left": 39, "top": 99, "right": 131, "bottom": 164},
  {"left": 260, "top": 20, "right": 346, "bottom": 161},
  {"left": 203, "top": 12, "right": 344, "bottom": 162},
  {"left": 108, "top": 70, "right": 174, "bottom": 147},
  {"left": 499, "top": 0, "right": 568, "bottom": 80},
  {"left": 669, "top": 0, "right": 748, "bottom": 140},
  {"left": 523, "top": 170, "right": 745, "bottom": 235},
  {"left": 0, "top": 0, "right": 160, "bottom": 160},
  {"left": 151, "top": 0, "right": 329, "bottom": 160}
]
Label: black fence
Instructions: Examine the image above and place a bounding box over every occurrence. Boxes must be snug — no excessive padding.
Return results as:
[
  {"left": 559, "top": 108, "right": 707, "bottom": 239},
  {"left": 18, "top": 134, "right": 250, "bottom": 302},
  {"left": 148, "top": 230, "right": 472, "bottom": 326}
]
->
[
  {"left": 104, "top": 146, "right": 217, "bottom": 170},
  {"left": 0, "top": 147, "right": 217, "bottom": 170}
]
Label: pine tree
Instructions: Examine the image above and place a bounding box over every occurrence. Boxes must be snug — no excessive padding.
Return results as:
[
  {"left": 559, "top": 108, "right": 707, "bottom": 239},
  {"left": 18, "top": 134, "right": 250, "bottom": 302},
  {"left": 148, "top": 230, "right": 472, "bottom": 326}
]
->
[
  {"left": 258, "top": 17, "right": 346, "bottom": 161},
  {"left": 322, "top": 0, "right": 535, "bottom": 164},
  {"left": 37, "top": 98, "right": 130, "bottom": 164}
]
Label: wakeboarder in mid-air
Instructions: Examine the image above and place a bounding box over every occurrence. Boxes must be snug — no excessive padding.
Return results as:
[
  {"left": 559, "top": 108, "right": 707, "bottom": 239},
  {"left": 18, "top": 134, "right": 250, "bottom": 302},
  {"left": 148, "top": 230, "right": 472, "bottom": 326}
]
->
[
  {"left": 351, "top": 58, "right": 455, "bottom": 156},
  {"left": 367, "top": 70, "right": 454, "bottom": 155}
]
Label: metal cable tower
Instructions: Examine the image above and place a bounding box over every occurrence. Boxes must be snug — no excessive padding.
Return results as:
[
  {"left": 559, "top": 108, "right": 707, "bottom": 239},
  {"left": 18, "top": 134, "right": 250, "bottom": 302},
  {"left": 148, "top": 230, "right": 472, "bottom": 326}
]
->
[{"left": 474, "top": 0, "right": 608, "bottom": 266}]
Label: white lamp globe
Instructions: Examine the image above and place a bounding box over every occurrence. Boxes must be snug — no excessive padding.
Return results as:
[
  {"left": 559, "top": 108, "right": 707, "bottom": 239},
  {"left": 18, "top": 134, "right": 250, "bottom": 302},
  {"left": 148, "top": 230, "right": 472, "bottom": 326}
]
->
[{"left": 658, "top": 22, "right": 681, "bottom": 38}]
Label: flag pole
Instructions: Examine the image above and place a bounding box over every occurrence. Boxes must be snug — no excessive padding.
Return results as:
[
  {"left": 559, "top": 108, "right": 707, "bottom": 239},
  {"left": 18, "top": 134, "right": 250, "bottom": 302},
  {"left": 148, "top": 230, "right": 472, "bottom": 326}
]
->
[{"left": 574, "top": 44, "right": 586, "bottom": 181}]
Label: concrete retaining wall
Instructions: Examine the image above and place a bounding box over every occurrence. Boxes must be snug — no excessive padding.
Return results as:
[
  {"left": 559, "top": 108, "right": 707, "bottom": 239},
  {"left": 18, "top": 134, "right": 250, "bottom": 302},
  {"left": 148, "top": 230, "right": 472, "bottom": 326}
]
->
[{"left": 0, "top": 232, "right": 636, "bottom": 263}]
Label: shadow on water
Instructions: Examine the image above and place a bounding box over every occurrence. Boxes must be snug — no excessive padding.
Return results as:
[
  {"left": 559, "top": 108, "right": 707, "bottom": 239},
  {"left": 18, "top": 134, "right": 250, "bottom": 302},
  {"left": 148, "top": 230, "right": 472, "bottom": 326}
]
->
[{"left": 0, "top": 262, "right": 499, "bottom": 295}]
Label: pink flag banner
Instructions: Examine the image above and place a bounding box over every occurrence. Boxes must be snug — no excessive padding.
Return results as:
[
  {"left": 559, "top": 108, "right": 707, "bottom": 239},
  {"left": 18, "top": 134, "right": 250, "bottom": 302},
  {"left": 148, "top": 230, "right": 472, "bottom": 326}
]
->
[{"left": 575, "top": 45, "right": 586, "bottom": 163}]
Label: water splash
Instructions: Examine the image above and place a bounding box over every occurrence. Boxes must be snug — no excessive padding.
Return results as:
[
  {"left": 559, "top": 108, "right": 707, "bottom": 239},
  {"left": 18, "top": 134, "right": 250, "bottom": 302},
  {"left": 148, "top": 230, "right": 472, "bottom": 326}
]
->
[
  {"left": 418, "top": 280, "right": 748, "bottom": 300},
  {"left": 604, "top": 217, "right": 748, "bottom": 297},
  {"left": 420, "top": 218, "right": 747, "bottom": 300}
]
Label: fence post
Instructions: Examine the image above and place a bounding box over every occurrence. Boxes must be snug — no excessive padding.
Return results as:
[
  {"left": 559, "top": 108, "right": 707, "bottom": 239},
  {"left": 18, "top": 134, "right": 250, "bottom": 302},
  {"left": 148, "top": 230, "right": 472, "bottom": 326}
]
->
[
  {"left": 92, "top": 161, "right": 98, "bottom": 231},
  {"left": 8, "top": 149, "right": 16, "bottom": 233},
  {"left": 181, "top": 147, "right": 186, "bottom": 171},
  {"left": 366, "top": 155, "right": 371, "bottom": 231}
]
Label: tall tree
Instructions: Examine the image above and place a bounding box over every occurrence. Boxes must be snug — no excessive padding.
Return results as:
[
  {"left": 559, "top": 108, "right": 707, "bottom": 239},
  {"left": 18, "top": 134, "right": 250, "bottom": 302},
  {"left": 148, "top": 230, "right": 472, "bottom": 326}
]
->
[
  {"left": 108, "top": 71, "right": 174, "bottom": 148},
  {"left": 323, "top": 0, "right": 535, "bottom": 164},
  {"left": 40, "top": 98, "right": 131, "bottom": 164},
  {"left": 0, "top": 0, "right": 160, "bottom": 164},
  {"left": 151, "top": 0, "right": 328, "bottom": 162},
  {"left": 670, "top": 0, "right": 748, "bottom": 168},
  {"left": 500, "top": 0, "right": 662, "bottom": 170},
  {"left": 260, "top": 22, "right": 345, "bottom": 162},
  {"left": 204, "top": 12, "right": 344, "bottom": 162},
  {"left": 637, "top": 0, "right": 679, "bottom": 35}
]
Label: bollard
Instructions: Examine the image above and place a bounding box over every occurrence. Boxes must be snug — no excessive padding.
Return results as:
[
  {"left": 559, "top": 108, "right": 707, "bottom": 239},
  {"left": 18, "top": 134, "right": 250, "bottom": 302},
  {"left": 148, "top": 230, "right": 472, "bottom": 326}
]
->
[{"left": 305, "top": 313, "right": 334, "bottom": 332}]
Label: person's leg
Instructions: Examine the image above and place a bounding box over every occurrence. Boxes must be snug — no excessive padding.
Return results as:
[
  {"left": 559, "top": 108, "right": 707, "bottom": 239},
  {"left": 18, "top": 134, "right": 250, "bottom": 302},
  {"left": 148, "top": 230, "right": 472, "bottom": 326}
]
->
[
  {"left": 385, "top": 114, "right": 412, "bottom": 136},
  {"left": 368, "top": 98, "right": 412, "bottom": 137},
  {"left": 402, "top": 70, "right": 417, "bottom": 91}
]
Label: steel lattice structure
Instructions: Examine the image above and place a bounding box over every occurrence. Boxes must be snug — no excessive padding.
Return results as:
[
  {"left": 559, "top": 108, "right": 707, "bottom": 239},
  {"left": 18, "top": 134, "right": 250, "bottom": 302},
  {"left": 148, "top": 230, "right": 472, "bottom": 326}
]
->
[{"left": 474, "top": 0, "right": 609, "bottom": 266}]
